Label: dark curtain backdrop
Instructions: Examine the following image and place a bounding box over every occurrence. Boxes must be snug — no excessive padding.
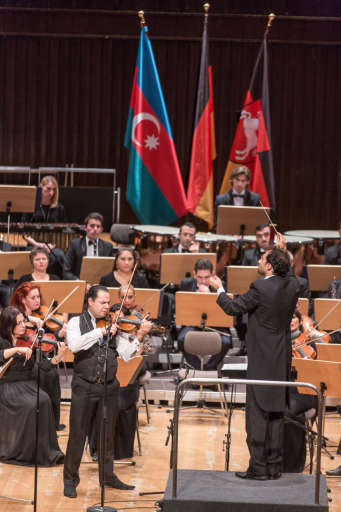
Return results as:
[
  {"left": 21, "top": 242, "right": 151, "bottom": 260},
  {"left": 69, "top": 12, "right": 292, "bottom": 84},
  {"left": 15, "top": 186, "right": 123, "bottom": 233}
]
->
[{"left": 0, "top": 3, "right": 340, "bottom": 232}]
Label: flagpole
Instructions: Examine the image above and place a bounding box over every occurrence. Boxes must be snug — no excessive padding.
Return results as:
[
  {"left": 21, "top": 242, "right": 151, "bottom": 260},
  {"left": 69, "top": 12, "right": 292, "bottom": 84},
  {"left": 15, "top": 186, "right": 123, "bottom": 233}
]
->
[
  {"left": 138, "top": 10, "right": 146, "bottom": 27},
  {"left": 203, "top": 3, "right": 210, "bottom": 17},
  {"left": 265, "top": 12, "right": 276, "bottom": 35}
]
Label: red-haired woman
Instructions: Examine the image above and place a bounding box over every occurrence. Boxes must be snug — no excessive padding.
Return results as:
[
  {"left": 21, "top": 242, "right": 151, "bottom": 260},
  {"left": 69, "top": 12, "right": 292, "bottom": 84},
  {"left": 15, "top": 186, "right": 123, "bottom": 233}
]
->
[
  {"left": 0, "top": 306, "right": 65, "bottom": 466},
  {"left": 10, "top": 282, "right": 67, "bottom": 430}
]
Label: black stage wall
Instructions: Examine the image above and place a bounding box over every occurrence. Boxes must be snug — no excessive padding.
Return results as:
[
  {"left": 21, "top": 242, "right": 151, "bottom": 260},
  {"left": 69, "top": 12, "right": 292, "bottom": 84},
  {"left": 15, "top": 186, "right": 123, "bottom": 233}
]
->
[{"left": 0, "top": 1, "right": 340, "bottom": 231}]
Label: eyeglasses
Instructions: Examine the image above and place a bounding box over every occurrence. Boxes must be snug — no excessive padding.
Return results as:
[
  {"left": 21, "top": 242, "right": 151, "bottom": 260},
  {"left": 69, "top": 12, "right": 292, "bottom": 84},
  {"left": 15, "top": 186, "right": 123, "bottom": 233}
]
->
[{"left": 16, "top": 320, "right": 26, "bottom": 326}]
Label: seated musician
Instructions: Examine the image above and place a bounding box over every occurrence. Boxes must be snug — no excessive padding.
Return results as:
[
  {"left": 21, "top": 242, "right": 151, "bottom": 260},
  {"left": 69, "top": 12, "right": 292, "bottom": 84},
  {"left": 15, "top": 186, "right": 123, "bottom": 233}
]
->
[
  {"left": 290, "top": 310, "right": 316, "bottom": 359},
  {"left": 0, "top": 306, "right": 66, "bottom": 466},
  {"left": 63, "top": 212, "right": 115, "bottom": 280},
  {"left": 100, "top": 247, "right": 149, "bottom": 288},
  {"left": 64, "top": 285, "right": 135, "bottom": 498},
  {"left": 241, "top": 223, "right": 272, "bottom": 266},
  {"left": 323, "top": 220, "right": 341, "bottom": 265},
  {"left": 21, "top": 175, "right": 66, "bottom": 277},
  {"left": 10, "top": 282, "right": 67, "bottom": 430},
  {"left": 163, "top": 222, "right": 206, "bottom": 254},
  {"left": 177, "top": 258, "right": 231, "bottom": 370},
  {"left": 214, "top": 165, "right": 261, "bottom": 231},
  {"left": 14, "top": 247, "right": 60, "bottom": 290}
]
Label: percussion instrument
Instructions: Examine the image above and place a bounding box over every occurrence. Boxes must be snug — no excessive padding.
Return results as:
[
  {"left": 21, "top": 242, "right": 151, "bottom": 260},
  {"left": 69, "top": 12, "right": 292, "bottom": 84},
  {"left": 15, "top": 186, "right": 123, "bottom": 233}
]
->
[
  {"left": 285, "top": 230, "right": 340, "bottom": 265},
  {"left": 0, "top": 222, "right": 83, "bottom": 250}
]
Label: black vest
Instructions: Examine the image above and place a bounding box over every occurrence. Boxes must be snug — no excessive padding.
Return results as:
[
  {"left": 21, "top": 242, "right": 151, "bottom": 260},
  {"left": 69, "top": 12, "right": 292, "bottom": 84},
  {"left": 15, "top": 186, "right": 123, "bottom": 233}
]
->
[{"left": 73, "top": 311, "right": 118, "bottom": 384}]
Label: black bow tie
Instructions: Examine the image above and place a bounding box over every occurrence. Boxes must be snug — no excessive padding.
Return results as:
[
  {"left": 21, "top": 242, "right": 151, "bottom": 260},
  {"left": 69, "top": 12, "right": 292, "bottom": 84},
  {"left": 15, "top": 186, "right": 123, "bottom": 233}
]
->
[
  {"left": 232, "top": 194, "right": 244, "bottom": 199},
  {"left": 88, "top": 240, "right": 97, "bottom": 246}
]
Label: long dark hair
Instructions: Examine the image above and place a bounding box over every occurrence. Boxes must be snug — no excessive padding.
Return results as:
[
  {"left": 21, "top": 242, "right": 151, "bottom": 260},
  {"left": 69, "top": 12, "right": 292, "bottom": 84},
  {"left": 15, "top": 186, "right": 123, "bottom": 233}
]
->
[
  {"left": 113, "top": 247, "right": 137, "bottom": 271},
  {"left": 0, "top": 306, "right": 22, "bottom": 341}
]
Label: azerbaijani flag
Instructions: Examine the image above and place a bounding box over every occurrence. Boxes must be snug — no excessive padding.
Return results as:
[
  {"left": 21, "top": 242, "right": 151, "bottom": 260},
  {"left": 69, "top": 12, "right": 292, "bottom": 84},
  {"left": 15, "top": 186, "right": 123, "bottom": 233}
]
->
[
  {"left": 124, "top": 26, "right": 187, "bottom": 225},
  {"left": 219, "top": 32, "right": 276, "bottom": 210},
  {"left": 186, "top": 12, "right": 216, "bottom": 228}
]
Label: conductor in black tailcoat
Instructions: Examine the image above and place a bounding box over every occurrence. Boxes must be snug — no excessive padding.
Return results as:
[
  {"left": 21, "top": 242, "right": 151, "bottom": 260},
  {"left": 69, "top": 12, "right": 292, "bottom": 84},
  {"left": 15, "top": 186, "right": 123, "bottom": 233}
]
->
[
  {"left": 210, "top": 242, "right": 300, "bottom": 480},
  {"left": 214, "top": 165, "right": 261, "bottom": 231},
  {"left": 63, "top": 212, "right": 115, "bottom": 280}
]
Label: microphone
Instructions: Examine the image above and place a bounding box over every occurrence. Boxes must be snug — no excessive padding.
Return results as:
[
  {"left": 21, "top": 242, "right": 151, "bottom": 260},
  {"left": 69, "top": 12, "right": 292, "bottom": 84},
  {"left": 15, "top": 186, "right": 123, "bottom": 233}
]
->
[{"left": 200, "top": 312, "right": 207, "bottom": 329}]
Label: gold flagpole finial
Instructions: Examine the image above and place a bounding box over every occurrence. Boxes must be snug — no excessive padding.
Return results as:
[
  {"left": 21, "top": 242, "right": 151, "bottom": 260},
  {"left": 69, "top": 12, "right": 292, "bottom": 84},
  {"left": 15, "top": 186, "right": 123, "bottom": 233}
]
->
[
  {"left": 138, "top": 10, "right": 146, "bottom": 27},
  {"left": 203, "top": 3, "right": 210, "bottom": 18},
  {"left": 267, "top": 13, "right": 276, "bottom": 30}
]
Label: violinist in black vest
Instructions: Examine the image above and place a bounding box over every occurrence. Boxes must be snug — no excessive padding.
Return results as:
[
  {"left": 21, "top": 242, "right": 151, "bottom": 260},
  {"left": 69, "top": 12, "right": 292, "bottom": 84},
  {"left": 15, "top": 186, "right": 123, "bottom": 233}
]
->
[{"left": 64, "top": 285, "right": 134, "bottom": 499}]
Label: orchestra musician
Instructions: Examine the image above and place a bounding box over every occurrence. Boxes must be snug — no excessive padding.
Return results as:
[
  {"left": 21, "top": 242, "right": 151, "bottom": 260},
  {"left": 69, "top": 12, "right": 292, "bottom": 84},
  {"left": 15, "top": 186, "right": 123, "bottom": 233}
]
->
[
  {"left": 162, "top": 222, "right": 206, "bottom": 254},
  {"left": 241, "top": 223, "right": 272, "bottom": 266},
  {"left": 10, "top": 282, "right": 67, "bottom": 430},
  {"left": 63, "top": 212, "right": 115, "bottom": 280},
  {"left": 210, "top": 246, "right": 300, "bottom": 480},
  {"left": 0, "top": 306, "right": 65, "bottom": 466},
  {"left": 177, "top": 258, "right": 231, "bottom": 371},
  {"left": 89, "top": 284, "right": 152, "bottom": 461},
  {"left": 214, "top": 165, "right": 261, "bottom": 231},
  {"left": 64, "top": 285, "right": 135, "bottom": 499},
  {"left": 14, "top": 247, "right": 60, "bottom": 290},
  {"left": 100, "top": 247, "right": 149, "bottom": 288},
  {"left": 290, "top": 310, "right": 316, "bottom": 359},
  {"left": 21, "top": 175, "right": 66, "bottom": 277},
  {"left": 323, "top": 220, "right": 341, "bottom": 265}
]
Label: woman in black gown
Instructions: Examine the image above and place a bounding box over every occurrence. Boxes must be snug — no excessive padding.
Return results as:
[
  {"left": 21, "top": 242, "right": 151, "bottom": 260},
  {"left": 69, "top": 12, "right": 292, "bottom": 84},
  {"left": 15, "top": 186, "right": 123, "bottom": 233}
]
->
[
  {"left": 0, "top": 306, "right": 66, "bottom": 466},
  {"left": 99, "top": 247, "right": 149, "bottom": 288}
]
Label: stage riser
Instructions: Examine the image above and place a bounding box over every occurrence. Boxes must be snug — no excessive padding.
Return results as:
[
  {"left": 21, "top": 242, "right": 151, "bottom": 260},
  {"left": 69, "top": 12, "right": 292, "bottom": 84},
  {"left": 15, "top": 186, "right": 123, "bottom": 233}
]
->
[{"left": 162, "top": 470, "right": 329, "bottom": 512}]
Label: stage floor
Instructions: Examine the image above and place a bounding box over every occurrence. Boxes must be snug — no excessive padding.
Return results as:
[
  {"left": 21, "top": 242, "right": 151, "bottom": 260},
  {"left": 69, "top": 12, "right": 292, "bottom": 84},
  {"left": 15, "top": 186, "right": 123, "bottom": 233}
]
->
[{"left": 0, "top": 403, "right": 340, "bottom": 512}]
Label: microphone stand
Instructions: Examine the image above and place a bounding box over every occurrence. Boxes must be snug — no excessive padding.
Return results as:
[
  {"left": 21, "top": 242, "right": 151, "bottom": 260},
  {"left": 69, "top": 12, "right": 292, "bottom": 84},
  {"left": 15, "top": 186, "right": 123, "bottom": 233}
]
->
[
  {"left": 223, "top": 383, "right": 236, "bottom": 471},
  {"left": 33, "top": 328, "right": 45, "bottom": 512},
  {"left": 87, "top": 319, "right": 116, "bottom": 512}
]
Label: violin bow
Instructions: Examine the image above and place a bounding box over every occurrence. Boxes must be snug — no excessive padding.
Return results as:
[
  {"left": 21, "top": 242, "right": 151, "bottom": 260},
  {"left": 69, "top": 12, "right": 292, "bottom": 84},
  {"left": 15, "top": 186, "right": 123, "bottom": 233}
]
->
[
  {"left": 313, "top": 300, "right": 340, "bottom": 331},
  {"left": 138, "top": 282, "right": 171, "bottom": 314},
  {"left": 42, "top": 285, "right": 81, "bottom": 326},
  {"left": 112, "top": 263, "right": 139, "bottom": 328}
]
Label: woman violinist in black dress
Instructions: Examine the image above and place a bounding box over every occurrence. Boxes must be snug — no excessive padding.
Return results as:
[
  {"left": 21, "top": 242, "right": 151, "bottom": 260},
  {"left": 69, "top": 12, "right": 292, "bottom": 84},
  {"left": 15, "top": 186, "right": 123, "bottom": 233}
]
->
[
  {"left": 0, "top": 306, "right": 65, "bottom": 466},
  {"left": 99, "top": 248, "right": 149, "bottom": 288}
]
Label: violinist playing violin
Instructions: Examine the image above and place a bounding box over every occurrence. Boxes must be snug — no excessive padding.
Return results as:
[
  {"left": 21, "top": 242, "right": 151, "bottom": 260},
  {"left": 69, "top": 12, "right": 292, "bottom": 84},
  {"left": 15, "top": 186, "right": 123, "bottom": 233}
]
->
[
  {"left": 64, "top": 284, "right": 135, "bottom": 499},
  {"left": 0, "top": 306, "right": 65, "bottom": 466},
  {"left": 290, "top": 310, "right": 316, "bottom": 359},
  {"left": 88, "top": 284, "right": 152, "bottom": 462},
  {"left": 10, "top": 282, "right": 68, "bottom": 431}
]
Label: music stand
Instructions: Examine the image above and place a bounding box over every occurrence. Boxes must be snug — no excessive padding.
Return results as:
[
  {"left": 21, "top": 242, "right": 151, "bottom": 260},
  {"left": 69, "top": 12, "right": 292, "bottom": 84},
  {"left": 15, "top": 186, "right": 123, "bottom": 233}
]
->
[
  {"left": 226, "top": 266, "right": 259, "bottom": 294},
  {"left": 307, "top": 265, "right": 341, "bottom": 291},
  {"left": 0, "top": 252, "right": 32, "bottom": 279},
  {"left": 216, "top": 205, "right": 270, "bottom": 235},
  {"left": 160, "top": 253, "right": 216, "bottom": 285},
  {"left": 293, "top": 358, "right": 341, "bottom": 401},
  {"left": 0, "top": 185, "right": 37, "bottom": 243},
  {"left": 297, "top": 298, "right": 309, "bottom": 317},
  {"left": 33, "top": 280, "right": 86, "bottom": 314},
  {"left": 80, "top": 257, "right": 115, "bottom": 285},
  {"left": 107, "top": 288, "right": 160, "bottom": 318},
  {"left": 316, "top": 344, "right": 341, "bottom": 362},
  {"left": 314, "top": 298, "right": 341, "bottom": 331},
  {"left": 175, "top": 292, "right": 233, "bottom": 327}
]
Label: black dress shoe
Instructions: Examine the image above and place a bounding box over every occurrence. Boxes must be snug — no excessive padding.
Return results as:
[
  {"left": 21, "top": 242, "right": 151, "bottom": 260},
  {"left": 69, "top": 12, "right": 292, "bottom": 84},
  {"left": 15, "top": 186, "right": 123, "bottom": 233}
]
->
[
  {"left": 326, "top": 465, "right": 341, "bottom": 477},
  {"left": 235, "top": 471, "right": 268, "bottom": 481},
  {"left": 105, "top": 474, "right": 135, "bottom": 490},
  {"left": 64, "top": 482, "right": 77, "bottom": 498},
  {"left": 269, "top": 472, "right": 282, "bottom": 480},
  {"left": 57, "top": 423, "right": 66, "bottom": 431}
]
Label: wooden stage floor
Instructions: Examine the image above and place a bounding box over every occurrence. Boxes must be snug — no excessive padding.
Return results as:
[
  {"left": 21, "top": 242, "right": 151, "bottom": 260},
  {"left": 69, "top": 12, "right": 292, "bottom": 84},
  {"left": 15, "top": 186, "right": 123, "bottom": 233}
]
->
[{"left": 0, "top": 403, "right": 340, "bottom": 512}]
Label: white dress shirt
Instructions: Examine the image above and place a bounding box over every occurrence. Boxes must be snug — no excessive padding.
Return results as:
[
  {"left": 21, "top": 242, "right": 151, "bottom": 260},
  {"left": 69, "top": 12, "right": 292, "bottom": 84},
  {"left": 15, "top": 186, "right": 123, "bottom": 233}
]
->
[
  {"left": 67, "top": 312, "right": 103, "bottom": 353},
  {"left": 115, "top": 331, "right": 141, "bottom": 362}
]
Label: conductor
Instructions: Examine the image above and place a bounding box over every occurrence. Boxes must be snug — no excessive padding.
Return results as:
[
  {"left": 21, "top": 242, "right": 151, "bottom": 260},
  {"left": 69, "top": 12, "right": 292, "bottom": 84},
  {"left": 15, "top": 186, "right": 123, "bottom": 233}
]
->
[{"left": 210, "top": 242, "right": 300, "bottom": 480}]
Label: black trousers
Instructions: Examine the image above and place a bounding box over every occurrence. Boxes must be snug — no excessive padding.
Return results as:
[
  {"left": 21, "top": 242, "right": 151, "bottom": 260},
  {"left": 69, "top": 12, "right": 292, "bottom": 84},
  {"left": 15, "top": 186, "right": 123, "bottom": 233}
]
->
[
  {"left": 40, "top": 366, "right": 61, "bottom": 428},
  {"left": 63, "top": 375, "right": 119, "bottom": 485},
  {"left": 246, "top": 385, "right": 284, "bottom": 477}
]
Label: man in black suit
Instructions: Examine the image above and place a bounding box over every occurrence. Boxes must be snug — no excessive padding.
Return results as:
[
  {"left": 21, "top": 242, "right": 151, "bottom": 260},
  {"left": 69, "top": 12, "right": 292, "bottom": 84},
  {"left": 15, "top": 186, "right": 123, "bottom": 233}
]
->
[
  {"left": 163, "top": 222, "right": 205, "bottom": 254},
  {"left": 210, "top": 245, "right": 300, "bottom": 480},
  {"left": 214, "top": 165, "right": 261, "bottom": 231},
  {"left": 63, "top": 212, "right": 115, "bottom": 280},
  {"left": 324, "top": 220, "right": 341, "bottom": 265},
  {"left": 177, "top": 258, "right": 231, "bottom": 370},
  {"left": 241, "top": 223, "right": 272, "bottom": 266}
]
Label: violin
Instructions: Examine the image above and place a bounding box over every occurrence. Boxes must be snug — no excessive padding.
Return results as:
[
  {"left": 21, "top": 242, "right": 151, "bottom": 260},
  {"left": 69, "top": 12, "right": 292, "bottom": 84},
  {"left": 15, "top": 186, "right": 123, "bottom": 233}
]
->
[
  {"left": 16, "top": 328, "right": 56, "bottom": 353},
  {"left": 32, "top": 305, "right": 65, "bottom": 333},
  {"left": 292, "top": 332, "right": 316, "bottom": 359},
  {"left": 96, "top": 313, "right": 154, "bottom": 353}
]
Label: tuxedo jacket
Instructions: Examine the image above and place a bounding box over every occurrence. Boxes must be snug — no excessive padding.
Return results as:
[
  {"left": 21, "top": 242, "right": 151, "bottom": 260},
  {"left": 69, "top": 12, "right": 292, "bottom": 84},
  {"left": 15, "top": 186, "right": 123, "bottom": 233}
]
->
[
  {"left": 241, "top": 247, "right": 264, "bottom": 266},
  {"left": 217, "top": 274, "right": 300, "bottom": 412},
  {"left": 163, "top": 246, "right": 206, "bottom": 254},
  {"left": 214, "top": 189, "right": 261, "bottom": 231},
  {"left": 63, "top": 237, "right": 115, "bottom": 280},
  {"left": 324, "top": 242, "right": 341, "bottom": 265}
]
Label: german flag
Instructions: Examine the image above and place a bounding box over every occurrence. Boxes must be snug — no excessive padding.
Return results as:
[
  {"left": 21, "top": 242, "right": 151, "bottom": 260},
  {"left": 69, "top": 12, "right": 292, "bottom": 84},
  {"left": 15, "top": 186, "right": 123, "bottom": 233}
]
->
[
  {"left": 219, "top": 31, "right": 276, "bottom": 211},
  {"left": 186, "top": 10, "right": 216, "bottom": 228}
]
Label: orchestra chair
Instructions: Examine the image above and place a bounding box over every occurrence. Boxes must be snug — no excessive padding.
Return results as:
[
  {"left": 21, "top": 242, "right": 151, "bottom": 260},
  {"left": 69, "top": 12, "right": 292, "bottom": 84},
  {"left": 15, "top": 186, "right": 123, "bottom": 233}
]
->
[{"left": 178, "top": 331, "right": 227, "bottom": 415}]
